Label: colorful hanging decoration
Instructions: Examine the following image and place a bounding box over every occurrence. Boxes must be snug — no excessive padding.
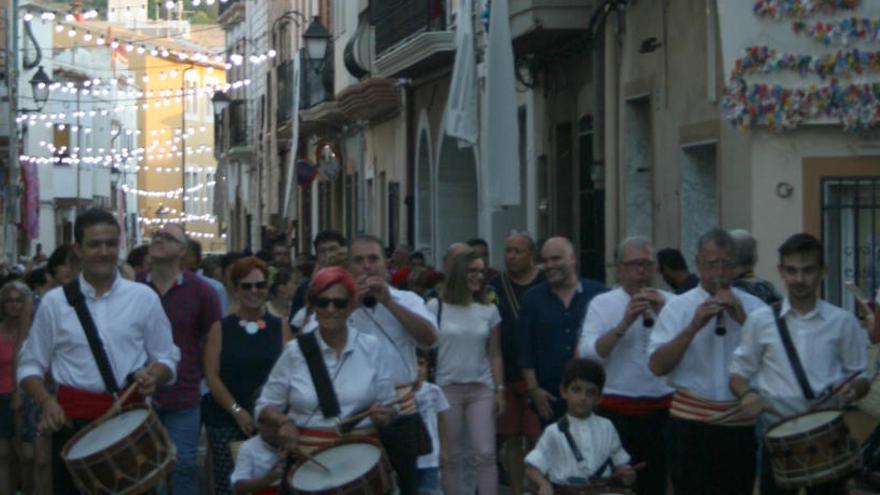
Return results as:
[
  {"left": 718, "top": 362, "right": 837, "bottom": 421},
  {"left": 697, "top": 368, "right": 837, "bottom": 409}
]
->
[
  {"left": 792, "top": 18, "right": 880, "bottom": 46},
  {"left": 723, "top": 78, "right": 880, "bottom": 132},
  {"left": 731, "top": 45, "right": 880, "bottom": 80},
  {"left": 753, "top": 0, "right": 860, "bottom": 19}
]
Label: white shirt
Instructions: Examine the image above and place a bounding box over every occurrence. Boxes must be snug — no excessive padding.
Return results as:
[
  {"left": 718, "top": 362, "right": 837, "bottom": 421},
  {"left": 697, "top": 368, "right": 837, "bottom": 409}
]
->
[
  {"left": 648, "top": 285, "right": 765, "bottom": 401},
  {"left": 303, "top": 287, "right": 437, "bottom": 386},
  {"left": 579, "top": 287, "right": 674, "bottom": 398},
  {"left": 415, "top": 382, "right": 450, "bottom": 468},
  {"left": 730, "top": 298, "right": 869, "bottom": 422},
  {"left": 230, "top": 435, "right": 280, "bottom": 487},
  {"left": 254, "top": 328, "right": 395, "bottom": 428},
  {"left": 18, "top": 274, "right": 180, "bottom": 392},
  {"left": 525, "top": 414, "right": 630, "bottom": 485},
  {"left": 427, "top": 299, "right": 501, "bottom": 388}
]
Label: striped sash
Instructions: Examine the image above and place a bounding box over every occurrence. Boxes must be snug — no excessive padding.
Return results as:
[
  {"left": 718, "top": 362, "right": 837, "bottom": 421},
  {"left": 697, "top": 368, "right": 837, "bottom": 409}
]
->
[
  {"left": 395, "top": 383, "right": 417, "bottom": 415},
  {"left": 670, "top": 389, "right": 754, "bottom": 426},
  {"left": 297, "top": 426, "right": 380, "bottom": 455}
]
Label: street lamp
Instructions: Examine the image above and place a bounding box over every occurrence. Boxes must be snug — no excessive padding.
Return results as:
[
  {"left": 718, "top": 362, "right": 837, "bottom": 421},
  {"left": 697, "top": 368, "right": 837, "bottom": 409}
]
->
[
  {"left": 302, "top": 17, "right": 331, "bottom": 73},
  {"left": 29, "top": 65, "right": 52, "bottom": 110},
  {"left": 211, "top": 90, "right": 230, "bottom": 115}
]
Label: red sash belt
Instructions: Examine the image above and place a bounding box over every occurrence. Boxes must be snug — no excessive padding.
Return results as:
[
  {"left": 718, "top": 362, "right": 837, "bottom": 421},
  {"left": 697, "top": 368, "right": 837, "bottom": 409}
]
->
[
  {"left": 56, "top": 385, "right": 145, "bottom": 420},
  {"left": 600, "top": 394, "right": 672, "bottom": 416},
  {"left": 253, "top": 488, "right": 277, "bottom": 495}
]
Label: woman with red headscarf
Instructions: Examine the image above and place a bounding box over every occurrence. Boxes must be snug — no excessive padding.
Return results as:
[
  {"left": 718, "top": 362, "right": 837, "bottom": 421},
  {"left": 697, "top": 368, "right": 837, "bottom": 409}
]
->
[{"left": 256, "top": 267, "right": 396, "bottom": 456}]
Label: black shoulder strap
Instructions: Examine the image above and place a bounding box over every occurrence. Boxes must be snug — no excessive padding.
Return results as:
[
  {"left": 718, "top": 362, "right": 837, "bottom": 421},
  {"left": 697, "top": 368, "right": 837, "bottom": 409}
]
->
[
  {"left": 63, "top": 280, "right": 119, "bottom": 394},
  {"left": 298, "top": 332, "right": 341, "bottom": 418},
  {"left": 437, "top": 299, "right": 443, "bottom": 326},
  {"left": 772, "top": 305, "right": 815, "bottom": 400},
  {"left": 556, "top": 416, "right": 584, "bottom": 462}
]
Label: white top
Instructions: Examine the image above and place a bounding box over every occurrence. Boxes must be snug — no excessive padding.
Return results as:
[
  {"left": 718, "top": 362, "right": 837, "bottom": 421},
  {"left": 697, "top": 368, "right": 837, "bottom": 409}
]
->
[
  {"left": 415, "top": 382, "right": 450, "bottom": 468},
  {"left": 647, "top": 285, "right": 765, "bottom": 401},
  {"left": 525, "top": 414, "right": 630, "bottom": 485},
  {"left": 301, "top": 287, "right": 437, "bottom": 386},
  {"left": 230, "top": 436, "right": 279, "bottom": 487},
  {"left": 427, "top": 299, "right": 501, "bottom": 388},
  {"left": 18, "top": 274, "right": 180, "bottom": 392},
  {"left": 579, "top": 287, "right": 675, "bottom": 398},
  {"left": 254, "top": 328, "right": 396, "bottom": 428},
  {"left": 730, "top": 299, "right": 869, "bottom": 423}
]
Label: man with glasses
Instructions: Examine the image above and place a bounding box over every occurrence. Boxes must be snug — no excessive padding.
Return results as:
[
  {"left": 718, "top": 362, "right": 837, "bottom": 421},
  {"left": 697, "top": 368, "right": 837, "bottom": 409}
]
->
[
  {"left": 518, "top": 237, "right": 607, "bottom": 425},
  {"left": 138, "top": 224, "right": 221, "bottom": 494},
  {"left": 578, "top": 236, "right": 672, "bottom": 495},
  {"left": 648, "top": 228, "right": 766, "bottom": 495}
]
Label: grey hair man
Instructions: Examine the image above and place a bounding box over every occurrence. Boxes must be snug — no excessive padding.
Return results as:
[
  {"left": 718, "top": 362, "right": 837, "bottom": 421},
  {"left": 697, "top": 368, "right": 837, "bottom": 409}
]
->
[{"left": 729, "top": 229, "right": 782, "bottom": 305}]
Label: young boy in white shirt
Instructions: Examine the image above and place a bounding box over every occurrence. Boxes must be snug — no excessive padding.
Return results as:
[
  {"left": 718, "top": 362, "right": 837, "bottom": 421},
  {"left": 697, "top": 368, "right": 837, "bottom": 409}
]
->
[
  {"left": 525, "top": 358, "right": 636, "bottom": 494},
  {"left": 415, "top": 350, "right": 449, "bottom": 495},
  {"left": 230, "top": 419, "right": 284, "bottom": 495}
]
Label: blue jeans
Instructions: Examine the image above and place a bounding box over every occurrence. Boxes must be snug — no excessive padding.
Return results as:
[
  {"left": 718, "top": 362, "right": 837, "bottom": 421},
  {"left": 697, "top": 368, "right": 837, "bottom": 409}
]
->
[
  {"left": 417, "top": 467, "right": 441, "bottom": 494},
  {"left": 157, "top": 406, "right": 201, "bottom": 495}
]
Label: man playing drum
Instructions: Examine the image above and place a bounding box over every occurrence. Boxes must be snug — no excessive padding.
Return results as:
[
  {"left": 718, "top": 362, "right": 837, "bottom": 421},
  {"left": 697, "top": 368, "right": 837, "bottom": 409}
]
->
[
  {"left": 728, "top": 233, "right": 869, "bottom": 495},
  {"left": 648, "top": 228, "right": 765, "bottom": 495},
  {"left": 17, "top": 208, "right": 180, "bottom": 494}
]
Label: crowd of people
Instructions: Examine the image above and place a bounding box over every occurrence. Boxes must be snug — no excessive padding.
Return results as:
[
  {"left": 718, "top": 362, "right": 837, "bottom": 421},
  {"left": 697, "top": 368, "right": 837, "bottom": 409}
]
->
[{"left": 0, "top": 207, "right": 874, "bottom": 495}]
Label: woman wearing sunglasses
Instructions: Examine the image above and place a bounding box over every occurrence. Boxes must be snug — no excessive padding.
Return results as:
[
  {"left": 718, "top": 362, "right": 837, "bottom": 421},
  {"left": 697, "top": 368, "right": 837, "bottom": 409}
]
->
[
  {"left": 256, "top": 266, "right": 396, "bottom": 459},
  {"left": 203, "top": 256, "right": 293, "bottom": 495}
]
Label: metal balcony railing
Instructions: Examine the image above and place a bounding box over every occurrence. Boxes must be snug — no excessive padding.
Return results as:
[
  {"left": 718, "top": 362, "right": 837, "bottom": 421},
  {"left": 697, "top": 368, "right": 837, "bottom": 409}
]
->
[{"left": 373, "top": 0, "right": 446, "bottom": 56}]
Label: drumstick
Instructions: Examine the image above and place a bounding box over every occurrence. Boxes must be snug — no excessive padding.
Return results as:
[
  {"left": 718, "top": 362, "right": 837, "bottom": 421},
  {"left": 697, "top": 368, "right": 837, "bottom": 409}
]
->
[
  {"left": 810, "top": 371, "right": 863, "bottom": 411},
  {"left": 96, "top": 383, "right": 139, "bottom": 423},
  {"left": 297, "top": 451, "right": 331, "bottom": 474},
  {"left": 336, "top": 395, "right": 409, "bottom": 429}
]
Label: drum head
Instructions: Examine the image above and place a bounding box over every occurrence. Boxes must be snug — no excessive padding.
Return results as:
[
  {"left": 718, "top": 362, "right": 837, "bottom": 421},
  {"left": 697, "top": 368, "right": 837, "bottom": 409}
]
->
[
  {"left": 66, "top": 409, "right": 150, "bottom": 460},
  {"left": 291, "top": 443, "right": 381, "bottom": 490},
  {"left": 767, "top": 410, "right": 840, "bottom": 438}
]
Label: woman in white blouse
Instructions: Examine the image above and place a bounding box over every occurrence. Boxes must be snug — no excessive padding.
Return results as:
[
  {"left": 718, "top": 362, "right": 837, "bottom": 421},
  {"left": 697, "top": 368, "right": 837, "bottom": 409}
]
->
[
  {"left": 256, "top": 266, "right": 396, "bottom": 455},
  {"left": 428, "top": 251, "right": 505, "bottom": 495}
]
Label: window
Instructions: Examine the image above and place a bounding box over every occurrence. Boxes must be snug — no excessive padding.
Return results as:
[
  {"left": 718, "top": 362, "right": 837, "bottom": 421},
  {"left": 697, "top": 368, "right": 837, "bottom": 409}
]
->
[{"left": 823, "top": 177, "right": 880, "bottom": 312}]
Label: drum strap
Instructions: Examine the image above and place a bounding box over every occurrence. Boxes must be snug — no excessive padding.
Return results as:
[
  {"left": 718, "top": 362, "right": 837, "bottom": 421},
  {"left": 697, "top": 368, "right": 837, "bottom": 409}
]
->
[
  {"left": 556, "top": 416, "right": 584, "bottom": 462},
  {"left": 772, "top": 305, "right": 815, "bottom": 400},
  {"left": 298, "top": 332, "right": 341, "bottom": 419},
  {"left": 63, "top": 280, "right": 119, "bottom": 394}
]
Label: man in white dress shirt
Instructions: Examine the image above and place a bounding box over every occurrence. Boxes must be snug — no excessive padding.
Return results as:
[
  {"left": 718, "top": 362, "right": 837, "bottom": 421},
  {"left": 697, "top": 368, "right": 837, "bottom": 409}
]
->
[
  {"left": 648, "top": 228, "right": 765, "bottom": 495},
  {"left": 347, "top": 234, "right": 438, "bottom": 495},
  {"left": 18, "top": 208, "right": 180, "bottom": 494},
  {"left": 729, "top": 233, "right": 869, "bottom": 495},
  {"left": 579, "top": 236, "right": 672, "bottom": 495}
]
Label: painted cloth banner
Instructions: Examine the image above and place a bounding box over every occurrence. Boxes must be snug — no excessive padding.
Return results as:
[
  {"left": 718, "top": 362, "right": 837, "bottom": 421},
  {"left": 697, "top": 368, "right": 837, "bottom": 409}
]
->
[
  {"left": 445, "top": 0, "right": 479, "bottom": 145},
  {"left": 21, "top": 161, "right": 39, "bottom": 241},
  {"left": 485, "top": 0, "right": 521, "bottom": 207}
]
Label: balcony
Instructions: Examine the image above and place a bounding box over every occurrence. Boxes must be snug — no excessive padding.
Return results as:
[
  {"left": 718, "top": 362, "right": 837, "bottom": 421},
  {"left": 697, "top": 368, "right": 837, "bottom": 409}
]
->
[
  {"left": 372, "top": 0, "right": 455, "bottom": 78},
  {"left": 218, "top": 0, "right": 245, "bottom": 26},
  {"left": 509, "top": 0, "right": 597, "bottom": 53}
]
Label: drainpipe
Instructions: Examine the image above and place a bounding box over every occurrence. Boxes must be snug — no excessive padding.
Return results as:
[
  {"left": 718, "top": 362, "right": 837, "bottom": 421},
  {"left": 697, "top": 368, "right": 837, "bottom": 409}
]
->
[{"left": 603, "top": 12, "right": 620, "bottom": 275}]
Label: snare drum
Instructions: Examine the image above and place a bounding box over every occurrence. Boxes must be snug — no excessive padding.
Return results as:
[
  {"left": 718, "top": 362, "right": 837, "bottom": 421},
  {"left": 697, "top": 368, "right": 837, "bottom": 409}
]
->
[
  {"left": 765, "top": 410, "right": 861, "bottom": 489},
  {"left": 287, "top": 441, "right": 391, "bottom": 494},
  {"left": 62, "top": 406, "right": 176, "bottom": 495}
]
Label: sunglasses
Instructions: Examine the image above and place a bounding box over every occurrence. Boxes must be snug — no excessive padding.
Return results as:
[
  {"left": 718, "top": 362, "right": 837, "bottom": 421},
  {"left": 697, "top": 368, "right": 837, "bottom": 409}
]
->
[
  {"left": 314, "top": 297, "right": 349, "bottom": 309},
  {"left": 240, "top": 281, "right": 268, "bottom": 291}
]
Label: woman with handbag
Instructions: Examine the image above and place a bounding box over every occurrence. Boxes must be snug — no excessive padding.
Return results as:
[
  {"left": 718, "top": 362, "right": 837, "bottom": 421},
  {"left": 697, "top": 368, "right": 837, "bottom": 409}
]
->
[
  {"left": 428, "top": 251, "right": 506, "bottom": 495},
  {"left": 203, "top": 256, "right": 293, "bottom": 495},
  {"left": 255, "top": 266, "right": 396, "bottom": 461}
]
